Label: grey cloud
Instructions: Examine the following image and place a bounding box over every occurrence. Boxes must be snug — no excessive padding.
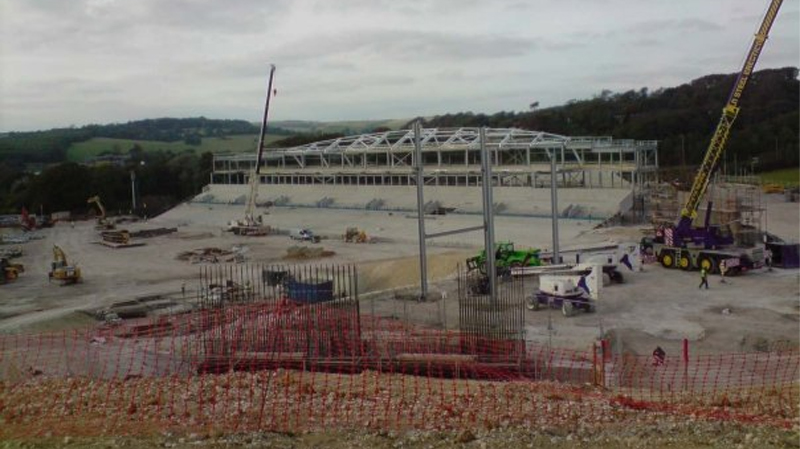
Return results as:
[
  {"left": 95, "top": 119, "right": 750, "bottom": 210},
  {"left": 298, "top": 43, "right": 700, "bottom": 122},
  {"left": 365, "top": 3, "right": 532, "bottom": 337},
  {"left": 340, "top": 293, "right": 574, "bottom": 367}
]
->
[
  {"left": 6, "top": 77, "right": 123, "bottom": 102},
  {"left": 540, "top": 39, "right": 586, "bottom": 51},
  {"left": 10, "top": 0, "right": 290, "bottom": 44},
  {"left": 272, "top": 29, "right": 534, "bottom": 63},
  {"left": 627, "top": 38, "right": 662, "bottom": 48},
  {"left": 732, "top": 8, "right": 799, "bottom": 25},
  {"left": 142, "top": 0, "right": 291, "bottom": 33},
  {"left": 578, "top": 18, "right": 725, "bottom": 41},
  {"left": 151, "top": 28, "right": 533, "bottom": 84},
  {"left": 635, "top": 18, "right": 724, "bottom": 33},
  {"left": 292, "top": 75, "right": 417, "bottom": 95},
  {"left": 311, "top": 0, "right": 481, "bottom": 15}
]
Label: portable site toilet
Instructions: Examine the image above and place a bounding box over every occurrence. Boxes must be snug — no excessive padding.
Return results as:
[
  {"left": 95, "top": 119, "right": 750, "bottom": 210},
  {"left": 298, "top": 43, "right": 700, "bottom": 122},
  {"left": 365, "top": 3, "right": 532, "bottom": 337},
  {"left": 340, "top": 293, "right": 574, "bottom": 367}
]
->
[{"left": 766, "top": 242, "right": 800, "bottom": 268}]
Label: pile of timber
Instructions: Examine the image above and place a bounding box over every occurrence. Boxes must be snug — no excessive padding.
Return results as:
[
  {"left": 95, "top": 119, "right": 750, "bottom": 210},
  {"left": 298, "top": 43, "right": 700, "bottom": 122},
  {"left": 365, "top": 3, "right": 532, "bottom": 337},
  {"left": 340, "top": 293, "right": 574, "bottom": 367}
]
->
[{"left": 130, "top": 227, "right": 178, "bottom": 238}]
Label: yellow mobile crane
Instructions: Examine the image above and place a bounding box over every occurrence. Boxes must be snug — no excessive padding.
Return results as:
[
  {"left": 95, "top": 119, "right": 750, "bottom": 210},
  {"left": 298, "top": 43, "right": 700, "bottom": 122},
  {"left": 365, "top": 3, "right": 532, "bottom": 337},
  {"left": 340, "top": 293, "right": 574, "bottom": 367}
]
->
[{"left": 646, "top": 0, "right": 782, "bottom": 274}]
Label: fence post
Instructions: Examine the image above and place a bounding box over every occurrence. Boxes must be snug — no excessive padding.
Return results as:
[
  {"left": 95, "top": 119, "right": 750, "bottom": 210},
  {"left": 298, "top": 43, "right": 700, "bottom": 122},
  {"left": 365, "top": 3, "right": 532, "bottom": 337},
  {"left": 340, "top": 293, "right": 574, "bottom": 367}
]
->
[
  {"left": 601, "top": 338, "right": 610, "bottom": 390},
  {"left": 683, "top": 338, "right": 689, "bottom": 392}
]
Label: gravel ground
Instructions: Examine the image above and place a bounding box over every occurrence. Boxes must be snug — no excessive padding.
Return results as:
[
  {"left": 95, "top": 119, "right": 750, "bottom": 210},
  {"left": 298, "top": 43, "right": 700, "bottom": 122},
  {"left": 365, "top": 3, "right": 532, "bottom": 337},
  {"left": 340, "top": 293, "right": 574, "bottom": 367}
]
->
[{"left": 2, "top": 422, "right": 798, "bottom": 449}]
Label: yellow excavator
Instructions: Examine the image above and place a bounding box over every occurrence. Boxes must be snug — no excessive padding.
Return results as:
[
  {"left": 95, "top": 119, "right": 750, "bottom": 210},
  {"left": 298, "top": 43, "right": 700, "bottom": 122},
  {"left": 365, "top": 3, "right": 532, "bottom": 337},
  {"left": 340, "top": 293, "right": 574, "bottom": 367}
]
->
[
  {"left": 87, "top": 195, "right": 115, "bottom": 230},
  {"left": 0, "top": 258, "right": 24, "bottom": 285},
  {"left": 49, "top": 245, "right": 81, "bottom": 285},
  {"left": 344, "top": 227, "right": 369, "bottom": 243}
]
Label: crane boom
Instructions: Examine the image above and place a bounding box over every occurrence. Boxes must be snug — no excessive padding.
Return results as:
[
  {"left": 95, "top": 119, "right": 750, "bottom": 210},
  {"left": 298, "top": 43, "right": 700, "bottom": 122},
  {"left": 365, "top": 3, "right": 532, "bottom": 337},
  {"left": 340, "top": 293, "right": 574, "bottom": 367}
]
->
[
  {"left": 244, "top": 64, "right": 276, "bottom": 225},
  {"left": 53, "top": 245, "right": 68, "bottom": 265},
  {"left": 677, "top": 0, "right": 783, "bottom": 233}
]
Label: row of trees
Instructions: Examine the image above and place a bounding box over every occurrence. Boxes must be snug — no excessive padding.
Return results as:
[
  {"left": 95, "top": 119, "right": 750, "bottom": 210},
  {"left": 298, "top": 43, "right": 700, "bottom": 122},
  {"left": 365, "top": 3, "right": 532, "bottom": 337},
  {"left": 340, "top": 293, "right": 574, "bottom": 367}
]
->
[
  {"left": 0, "top": 148, "right": 212, "bottom": 216},
  {"left": 412, "top": 67, "right": 799, "bottom": 171},
  {"left": 0, "top": 117, "right": 297, "bottom": 166}
]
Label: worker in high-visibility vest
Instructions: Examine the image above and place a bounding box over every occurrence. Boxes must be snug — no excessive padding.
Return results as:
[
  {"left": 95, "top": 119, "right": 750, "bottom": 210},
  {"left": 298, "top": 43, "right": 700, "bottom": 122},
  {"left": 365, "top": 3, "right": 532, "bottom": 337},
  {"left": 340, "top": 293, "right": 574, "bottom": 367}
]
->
[{"left": 698, "top": 267, "right": 709, "bottom": 289}]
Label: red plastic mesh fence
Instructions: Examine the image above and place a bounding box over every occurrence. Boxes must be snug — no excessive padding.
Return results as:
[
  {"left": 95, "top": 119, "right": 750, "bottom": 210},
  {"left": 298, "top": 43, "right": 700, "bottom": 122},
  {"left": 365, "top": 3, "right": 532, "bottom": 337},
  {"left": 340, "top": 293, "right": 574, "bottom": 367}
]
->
[{"left": 1, "top": 303, "right": 798, "bottom": 438}]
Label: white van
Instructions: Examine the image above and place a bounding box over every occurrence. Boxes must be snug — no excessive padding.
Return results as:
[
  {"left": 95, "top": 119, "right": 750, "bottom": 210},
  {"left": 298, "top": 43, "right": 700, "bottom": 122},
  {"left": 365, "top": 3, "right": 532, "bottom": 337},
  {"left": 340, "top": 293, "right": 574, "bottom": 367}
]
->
[{"left": 289, "top": 228, "right": 320, "bottom": 242}]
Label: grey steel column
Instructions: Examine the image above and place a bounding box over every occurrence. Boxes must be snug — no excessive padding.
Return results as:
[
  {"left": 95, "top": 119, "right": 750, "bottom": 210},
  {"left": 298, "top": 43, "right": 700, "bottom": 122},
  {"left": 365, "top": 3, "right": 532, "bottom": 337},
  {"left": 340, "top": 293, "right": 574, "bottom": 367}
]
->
[
  {"left": 414, "top": 121, "right": 428, "bottom": 299},
  {"left": 130, "top": 171, "right": 136, "bottom": 210},
  {"left": 550, "top": 145, "right": 560, "bottom": 263},
  {"left": 480, "top": 127, "right": 497, "bottom": 301}
]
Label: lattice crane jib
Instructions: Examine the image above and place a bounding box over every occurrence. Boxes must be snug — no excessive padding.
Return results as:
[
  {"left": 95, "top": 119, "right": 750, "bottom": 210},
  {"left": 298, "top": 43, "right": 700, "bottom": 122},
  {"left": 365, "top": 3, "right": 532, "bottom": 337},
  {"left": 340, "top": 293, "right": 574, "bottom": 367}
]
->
[
  {"left": 244, "top": 64, "right": 276, "bottom": 225},
  {"left": 677, "top": 0, "right": 783, "bottom": 234}
]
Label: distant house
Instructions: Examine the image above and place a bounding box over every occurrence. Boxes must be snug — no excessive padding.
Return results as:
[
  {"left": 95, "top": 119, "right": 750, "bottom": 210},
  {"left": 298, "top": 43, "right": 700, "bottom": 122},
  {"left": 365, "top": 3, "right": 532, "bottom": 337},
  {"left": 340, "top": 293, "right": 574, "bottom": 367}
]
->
[{"left": 85, "top": 154, "right": 130, "bottom": 167}]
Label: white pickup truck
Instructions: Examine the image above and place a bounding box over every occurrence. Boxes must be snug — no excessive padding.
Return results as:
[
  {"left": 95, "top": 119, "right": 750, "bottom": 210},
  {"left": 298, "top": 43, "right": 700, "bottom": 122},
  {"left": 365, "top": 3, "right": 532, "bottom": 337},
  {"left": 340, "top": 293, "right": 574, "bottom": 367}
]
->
[{"left": 289, "top": 228, "right": 321, "bottom": 243}]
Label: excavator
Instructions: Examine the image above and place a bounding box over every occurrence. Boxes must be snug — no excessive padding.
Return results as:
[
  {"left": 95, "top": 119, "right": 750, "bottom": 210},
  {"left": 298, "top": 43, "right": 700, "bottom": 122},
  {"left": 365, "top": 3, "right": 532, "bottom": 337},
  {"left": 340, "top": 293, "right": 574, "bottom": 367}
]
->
[
  {"left": 87, "top": 195, "right": 115, "bottom": 230},
  {"left": 49, "top": 245, "right": 81, "bottom": 285},
  {"left": 0, "top": 258, "right": 24, "bottom": 285},
  {"left": 645, "top": 0, "right": 782, "bottom": 274},
  {"left": 344, "top": 227, "right": 369, "bottom": 243}
]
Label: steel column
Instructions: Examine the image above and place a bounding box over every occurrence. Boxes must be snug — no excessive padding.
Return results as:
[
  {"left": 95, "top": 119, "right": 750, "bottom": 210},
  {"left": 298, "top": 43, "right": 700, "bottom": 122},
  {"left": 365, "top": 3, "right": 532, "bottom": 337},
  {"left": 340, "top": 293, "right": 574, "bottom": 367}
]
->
[
  {"left": 480, "top": 127, "right": 497, "bottom": 302},
  {"left": 550, "top": 145, "right": 560, "bottom": 263},
  {"left": 414, "top": 121, "right": 428, "bottom": 299}
]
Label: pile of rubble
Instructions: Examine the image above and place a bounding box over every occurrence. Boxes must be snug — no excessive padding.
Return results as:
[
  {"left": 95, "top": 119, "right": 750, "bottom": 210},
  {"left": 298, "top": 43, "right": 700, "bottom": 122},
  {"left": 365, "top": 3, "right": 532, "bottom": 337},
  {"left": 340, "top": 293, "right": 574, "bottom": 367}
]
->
[
  {"left": 0, "top": 233, "right": 43, "bottom": 244},
  {"left": 130, "top": 227, "right": 178, "bottom": 238},
  {"left": 0, "top": 247, "right": 23, "bottom": 258},
  {"left": 176, "top": 246, "right": 248, "bottom": 264},
  {"left": 284, "top": 246, "right": 336, "bottom": 260}
]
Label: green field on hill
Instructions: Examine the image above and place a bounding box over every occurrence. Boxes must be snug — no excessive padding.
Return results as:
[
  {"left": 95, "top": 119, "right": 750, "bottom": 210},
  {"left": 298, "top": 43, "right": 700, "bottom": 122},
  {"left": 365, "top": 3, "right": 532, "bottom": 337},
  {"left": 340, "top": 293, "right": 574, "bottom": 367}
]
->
[
  {"left": 272, "top": 118, "right": 410, "bottom": 134},
  {"left": 760, "top": 168, "right": 799, "bottom": 186},
  {"left": 66, "top": 134, "right": 287, "bottom": 161}
]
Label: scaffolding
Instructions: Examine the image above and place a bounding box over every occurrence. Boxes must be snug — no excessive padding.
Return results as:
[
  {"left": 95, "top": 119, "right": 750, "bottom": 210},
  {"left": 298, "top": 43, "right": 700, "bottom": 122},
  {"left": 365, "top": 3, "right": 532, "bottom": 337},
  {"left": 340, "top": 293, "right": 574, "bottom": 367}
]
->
[{"left": 647, "top": 180, "right": 764, "bottom": 246}]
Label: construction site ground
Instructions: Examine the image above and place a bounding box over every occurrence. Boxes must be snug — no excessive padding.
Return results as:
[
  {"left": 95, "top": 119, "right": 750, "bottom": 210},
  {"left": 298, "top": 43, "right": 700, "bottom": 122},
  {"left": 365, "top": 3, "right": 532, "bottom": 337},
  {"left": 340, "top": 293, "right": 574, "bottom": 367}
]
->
[
  {"left": 2, "top": 421, "right": 798, "bottom": 449},
  {"left": 1, "top": 193, "right": 797, "bottom": 356},
  {"left": 0, "top": 193, "right": 798, "bottom": 446}
]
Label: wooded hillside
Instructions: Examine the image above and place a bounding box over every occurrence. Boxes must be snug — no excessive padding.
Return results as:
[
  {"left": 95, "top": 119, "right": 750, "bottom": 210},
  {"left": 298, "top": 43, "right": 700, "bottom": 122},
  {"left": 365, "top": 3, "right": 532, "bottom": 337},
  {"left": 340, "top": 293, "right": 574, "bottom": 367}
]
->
[{"left": 413, "top": 67, "right": 799, "bottom": 171}]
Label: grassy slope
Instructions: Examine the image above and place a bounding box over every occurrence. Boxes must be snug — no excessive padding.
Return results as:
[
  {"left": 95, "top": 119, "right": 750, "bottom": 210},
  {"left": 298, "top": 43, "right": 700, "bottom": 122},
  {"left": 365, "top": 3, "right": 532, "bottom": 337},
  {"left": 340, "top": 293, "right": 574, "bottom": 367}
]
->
[
  {"left": 760, "top": 168, "right": 799, "bottom": 186},
  {"left": 272, "top": 118, "right": 411, "bottom": 134},
  {"left": 66, "top": 134, "right": 285, "bottom": 162},
  {"left": 66, "top": 118, "right": 413, "bottom": 162}
]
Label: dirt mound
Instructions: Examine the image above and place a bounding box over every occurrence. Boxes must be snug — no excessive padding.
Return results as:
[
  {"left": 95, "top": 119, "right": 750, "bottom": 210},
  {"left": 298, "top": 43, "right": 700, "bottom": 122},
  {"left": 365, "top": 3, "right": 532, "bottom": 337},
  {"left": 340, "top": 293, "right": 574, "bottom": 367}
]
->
[
  {"left": 357, "top": 251, "right": 470, "bottom": 293},
  {"left": 170, "top": 231, "right": 215, "bottom": 240},
  {"left": 177, "top": 247, "right": 241, "bottom": 264},
  {"left": 283, "top": 246, "right": 336, "bottom": 260}
]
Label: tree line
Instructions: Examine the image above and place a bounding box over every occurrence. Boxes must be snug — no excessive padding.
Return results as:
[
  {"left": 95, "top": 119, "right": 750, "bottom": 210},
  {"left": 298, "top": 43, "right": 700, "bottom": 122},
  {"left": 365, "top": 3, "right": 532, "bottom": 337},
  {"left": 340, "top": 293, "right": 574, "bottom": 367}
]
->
[
  {"left": 410, "top": 67, "right": 799, "bottom": 172},
  {"left": 0, "top": 117, "right": 295, "bottom": 166},
  {"left": 0, "top": 147, "right": 213, "bottom": 217}
]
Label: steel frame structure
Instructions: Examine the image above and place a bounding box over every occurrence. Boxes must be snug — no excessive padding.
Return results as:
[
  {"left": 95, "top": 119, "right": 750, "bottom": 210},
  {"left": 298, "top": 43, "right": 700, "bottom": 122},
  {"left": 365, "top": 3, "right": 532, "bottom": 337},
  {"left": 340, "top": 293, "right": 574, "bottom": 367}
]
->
[{"left": 212, "top": 127, "right": 658, "bottom": 190}]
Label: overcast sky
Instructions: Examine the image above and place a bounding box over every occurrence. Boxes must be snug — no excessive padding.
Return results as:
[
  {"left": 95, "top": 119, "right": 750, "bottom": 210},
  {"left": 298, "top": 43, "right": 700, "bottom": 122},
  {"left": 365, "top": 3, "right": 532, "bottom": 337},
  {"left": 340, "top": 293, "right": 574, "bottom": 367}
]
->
[{"left": 1, "top": 0, "right": 798, "bottom": 132}]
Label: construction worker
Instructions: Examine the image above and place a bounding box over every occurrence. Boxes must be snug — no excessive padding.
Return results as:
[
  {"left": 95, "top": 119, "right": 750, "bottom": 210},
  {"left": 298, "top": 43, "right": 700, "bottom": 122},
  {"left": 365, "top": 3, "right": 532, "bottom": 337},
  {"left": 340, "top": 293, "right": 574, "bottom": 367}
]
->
[
  {"left": 698, "top": 267, "right": 709, "bottom": 289},
  {"left": 652, "top": 346, "right": 666, "bottom": 366}
]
